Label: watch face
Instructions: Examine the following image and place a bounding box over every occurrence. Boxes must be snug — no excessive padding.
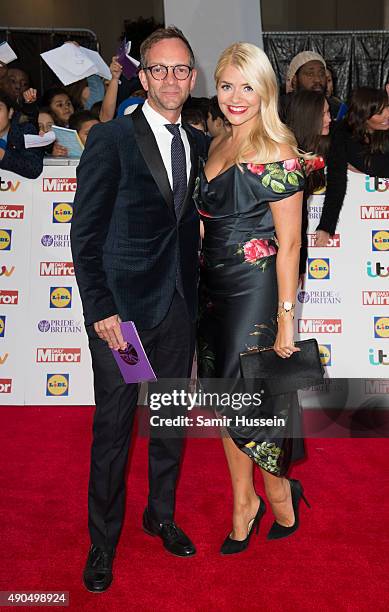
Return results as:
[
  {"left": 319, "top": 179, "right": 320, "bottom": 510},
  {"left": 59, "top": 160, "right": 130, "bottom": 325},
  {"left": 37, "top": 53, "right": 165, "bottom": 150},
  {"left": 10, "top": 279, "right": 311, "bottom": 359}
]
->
[{"left": 283, "top": 301, "right": 293, "bottom": 311}]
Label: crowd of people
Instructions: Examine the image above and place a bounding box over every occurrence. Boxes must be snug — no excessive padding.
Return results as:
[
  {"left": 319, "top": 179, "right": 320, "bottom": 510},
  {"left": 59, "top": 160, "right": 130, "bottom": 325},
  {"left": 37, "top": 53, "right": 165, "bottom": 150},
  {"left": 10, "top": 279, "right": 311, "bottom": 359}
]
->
[{"left": 1, "top": 43, "right": 388, "bottom": 251}]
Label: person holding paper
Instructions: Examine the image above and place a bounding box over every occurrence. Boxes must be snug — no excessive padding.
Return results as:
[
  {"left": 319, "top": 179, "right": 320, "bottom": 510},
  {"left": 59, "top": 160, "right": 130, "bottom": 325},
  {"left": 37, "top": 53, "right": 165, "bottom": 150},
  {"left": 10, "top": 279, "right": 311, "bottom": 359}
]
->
[
  {"left": 0, "top": 91, "right": 43, "bottom": 178},
  {"left": 71, "top": 26, "right": 208, "bottom": 593}
]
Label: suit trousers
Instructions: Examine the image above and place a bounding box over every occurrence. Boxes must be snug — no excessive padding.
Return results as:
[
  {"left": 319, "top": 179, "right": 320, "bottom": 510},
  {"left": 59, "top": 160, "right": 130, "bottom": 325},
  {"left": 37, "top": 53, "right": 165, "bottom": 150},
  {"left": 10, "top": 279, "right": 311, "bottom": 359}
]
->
[{"left": 86, "top": 291, "right": 195, "bottom": 550}]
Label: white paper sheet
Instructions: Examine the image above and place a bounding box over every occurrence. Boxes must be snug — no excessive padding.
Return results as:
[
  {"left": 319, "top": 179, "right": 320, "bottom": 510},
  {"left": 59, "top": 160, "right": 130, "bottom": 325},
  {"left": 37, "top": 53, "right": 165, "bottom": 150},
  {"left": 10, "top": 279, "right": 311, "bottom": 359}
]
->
[
  {"left": 24, "top": 131, "right": 56, "bottom": 148},
  {"left": 41, "top": 43, "right": 111, "bottom": 85},
  {"left": 0, "top": 42, "right": 17, "bottom": 65}
]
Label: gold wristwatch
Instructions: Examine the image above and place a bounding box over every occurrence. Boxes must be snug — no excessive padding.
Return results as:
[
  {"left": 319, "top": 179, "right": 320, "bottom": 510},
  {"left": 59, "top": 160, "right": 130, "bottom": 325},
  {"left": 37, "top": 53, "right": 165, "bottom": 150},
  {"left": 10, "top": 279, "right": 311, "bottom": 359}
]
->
[{"left": 277, "top": 301, "right": 295, "bottom": 321}]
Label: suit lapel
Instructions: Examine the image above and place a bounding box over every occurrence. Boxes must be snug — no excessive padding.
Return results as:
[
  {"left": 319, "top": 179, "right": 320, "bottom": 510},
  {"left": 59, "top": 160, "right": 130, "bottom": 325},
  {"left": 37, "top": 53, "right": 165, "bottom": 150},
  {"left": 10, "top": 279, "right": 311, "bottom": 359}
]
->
[{"left": 132, "top": 106, "right": 174, "bottom": 214}]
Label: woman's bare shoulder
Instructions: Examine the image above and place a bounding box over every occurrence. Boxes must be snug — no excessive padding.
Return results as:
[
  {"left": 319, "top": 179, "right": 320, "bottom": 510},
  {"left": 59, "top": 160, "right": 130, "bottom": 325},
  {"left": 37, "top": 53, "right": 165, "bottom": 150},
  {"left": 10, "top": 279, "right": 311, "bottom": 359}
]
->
[{"left": 276, "top": 143, "right": 298, "bottom": 161}]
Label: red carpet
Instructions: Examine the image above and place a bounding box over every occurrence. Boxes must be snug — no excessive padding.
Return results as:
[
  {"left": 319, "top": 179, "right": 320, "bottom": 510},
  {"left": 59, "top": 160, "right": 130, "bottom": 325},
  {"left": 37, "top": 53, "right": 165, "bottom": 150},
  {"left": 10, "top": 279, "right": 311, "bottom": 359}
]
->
[{"left": 0, "top": 406, "right": 388, "bottom": 612}]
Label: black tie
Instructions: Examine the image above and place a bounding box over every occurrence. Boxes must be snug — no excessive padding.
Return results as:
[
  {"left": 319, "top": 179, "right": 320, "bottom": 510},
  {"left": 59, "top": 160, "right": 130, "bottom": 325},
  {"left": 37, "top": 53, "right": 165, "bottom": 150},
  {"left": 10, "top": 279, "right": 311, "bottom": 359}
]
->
[{"left": 165, "top": 123, "right": 187, "bottom": 217}]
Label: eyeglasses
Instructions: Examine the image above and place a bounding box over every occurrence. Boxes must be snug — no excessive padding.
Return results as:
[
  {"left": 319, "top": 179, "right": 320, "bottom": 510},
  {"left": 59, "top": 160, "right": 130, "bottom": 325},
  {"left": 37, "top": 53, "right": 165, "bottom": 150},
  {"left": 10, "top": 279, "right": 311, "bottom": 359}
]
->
[{"left": 145, "top": 64, "right": 192, "bottom": 81}]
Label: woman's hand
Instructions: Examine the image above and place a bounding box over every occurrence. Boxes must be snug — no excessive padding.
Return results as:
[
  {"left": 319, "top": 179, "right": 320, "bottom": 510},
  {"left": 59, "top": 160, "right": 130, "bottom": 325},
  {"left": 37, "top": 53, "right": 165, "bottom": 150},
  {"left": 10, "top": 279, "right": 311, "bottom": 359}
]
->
[
  {"left": 273, "top": 314, "right": 300, "bottom": 359},
  {"left": 315, "top": 230, "right": 330, "bottom": 247},
  {"left": 22, "top": 88, "right": 37, "bottom": 104},
  {"left": 52, "top": 142, "right": 69, "bottom": 157}
]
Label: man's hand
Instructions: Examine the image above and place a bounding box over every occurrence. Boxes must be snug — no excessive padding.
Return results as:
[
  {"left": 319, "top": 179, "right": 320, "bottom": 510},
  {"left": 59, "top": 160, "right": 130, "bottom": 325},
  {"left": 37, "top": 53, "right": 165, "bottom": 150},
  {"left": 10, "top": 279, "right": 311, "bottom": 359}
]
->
[
  {"left": 315, "top": 230, "right": 330, "bottom": 247},
  {"left": 94, "top": 314, "right": 126, "bottom": 350}
]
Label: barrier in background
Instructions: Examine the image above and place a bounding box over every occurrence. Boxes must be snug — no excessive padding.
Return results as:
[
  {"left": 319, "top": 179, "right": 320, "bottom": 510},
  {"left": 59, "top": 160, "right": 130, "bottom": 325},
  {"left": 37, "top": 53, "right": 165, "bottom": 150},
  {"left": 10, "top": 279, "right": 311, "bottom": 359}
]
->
[{"left": 0, "top": 165, "right": 388, "bottom": 405}]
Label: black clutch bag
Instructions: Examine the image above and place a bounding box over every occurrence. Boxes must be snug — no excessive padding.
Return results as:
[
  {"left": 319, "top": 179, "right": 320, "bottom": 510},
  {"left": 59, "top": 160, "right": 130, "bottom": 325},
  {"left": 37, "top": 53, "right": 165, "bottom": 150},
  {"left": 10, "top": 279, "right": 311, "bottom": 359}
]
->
[{"left": 239, "top": 338, "right": 325, "bottom": 395}]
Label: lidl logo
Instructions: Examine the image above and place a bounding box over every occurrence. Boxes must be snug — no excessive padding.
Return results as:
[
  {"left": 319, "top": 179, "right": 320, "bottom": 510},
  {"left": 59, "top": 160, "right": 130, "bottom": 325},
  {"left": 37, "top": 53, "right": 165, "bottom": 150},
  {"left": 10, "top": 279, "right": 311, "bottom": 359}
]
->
[
  {"left": 52, "top": 202, "right": 73, "bottom": 223},
  {"left": 50, "top": 287, "right": 72, "bottom": 309},
  {"left": 319, "top": 344, "right": 332, "bottom": 366},
  {"left": 46, "top": 373, "right": 69, "bottom": 396},
  {"left": 0, "top": 316, "right": 5, "bottom": 337},
  {"left": 374, "top": 317, "right": 389, "bottom": 339},
  {"left": 0, "top": 229, "right": 12, "bottom": 250},
  {"left": 372, "top": 230, "right": 389, "bottom": 251},
  {"left": 308, "top": 258, "right": 330, "bottom": 280}
]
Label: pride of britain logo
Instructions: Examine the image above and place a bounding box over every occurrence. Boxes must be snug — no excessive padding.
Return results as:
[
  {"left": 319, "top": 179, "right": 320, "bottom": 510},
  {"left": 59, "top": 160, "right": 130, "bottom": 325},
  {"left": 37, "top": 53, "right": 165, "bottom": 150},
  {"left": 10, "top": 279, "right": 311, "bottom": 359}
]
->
[{"left": 118, "top": 344, "right": 139, "bottom": 365}]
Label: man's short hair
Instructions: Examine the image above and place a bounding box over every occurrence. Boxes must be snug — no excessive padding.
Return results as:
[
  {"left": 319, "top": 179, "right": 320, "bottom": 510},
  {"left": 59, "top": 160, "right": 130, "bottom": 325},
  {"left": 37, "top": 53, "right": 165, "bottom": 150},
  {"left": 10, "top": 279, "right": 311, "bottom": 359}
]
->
[{"left": 140, "top": 26, "right": 195, "bottom": 69}]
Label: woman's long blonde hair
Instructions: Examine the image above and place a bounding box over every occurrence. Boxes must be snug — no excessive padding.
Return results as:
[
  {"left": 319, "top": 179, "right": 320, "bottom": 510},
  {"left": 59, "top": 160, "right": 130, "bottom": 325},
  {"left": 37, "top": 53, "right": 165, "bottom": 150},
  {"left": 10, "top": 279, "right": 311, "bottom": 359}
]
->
[{"left": 214, "top": 42, "right": 300, "bottom": 164}]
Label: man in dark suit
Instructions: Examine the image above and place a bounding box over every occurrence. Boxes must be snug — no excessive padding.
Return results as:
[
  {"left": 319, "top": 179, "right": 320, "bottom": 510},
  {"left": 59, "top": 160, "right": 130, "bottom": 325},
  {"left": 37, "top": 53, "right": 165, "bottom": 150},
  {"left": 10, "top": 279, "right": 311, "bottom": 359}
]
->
[{"left": 70, "top": 27, "right": 207, "bottom": 593}]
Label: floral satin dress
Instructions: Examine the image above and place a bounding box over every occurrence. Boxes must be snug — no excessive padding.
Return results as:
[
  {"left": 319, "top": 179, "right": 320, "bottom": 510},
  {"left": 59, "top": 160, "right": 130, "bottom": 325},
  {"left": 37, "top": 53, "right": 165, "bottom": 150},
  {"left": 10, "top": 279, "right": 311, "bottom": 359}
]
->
[{"left": 195, "top": 158, "right": 306, "bottom": 476}]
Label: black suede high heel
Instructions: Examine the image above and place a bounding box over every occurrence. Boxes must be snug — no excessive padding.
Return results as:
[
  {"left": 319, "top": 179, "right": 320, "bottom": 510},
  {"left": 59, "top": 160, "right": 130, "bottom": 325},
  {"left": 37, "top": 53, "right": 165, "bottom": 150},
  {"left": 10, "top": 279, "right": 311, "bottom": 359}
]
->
[
  {"left": 220, "top": 496, "right": 266, "bottom": 555},
  {"left": 267, "top": 478, "right": 310, "bottom": 540}
]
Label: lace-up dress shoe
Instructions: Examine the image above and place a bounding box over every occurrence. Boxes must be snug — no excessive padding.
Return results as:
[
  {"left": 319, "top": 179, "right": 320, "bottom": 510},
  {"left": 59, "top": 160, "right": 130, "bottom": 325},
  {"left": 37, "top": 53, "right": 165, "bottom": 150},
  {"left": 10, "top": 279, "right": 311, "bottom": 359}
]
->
[
  {"left": 83, "top": 545, "right": 115, "bottom": 593},
  {"left": 142, "top": 509, "right": 196, "bottom": 557}
]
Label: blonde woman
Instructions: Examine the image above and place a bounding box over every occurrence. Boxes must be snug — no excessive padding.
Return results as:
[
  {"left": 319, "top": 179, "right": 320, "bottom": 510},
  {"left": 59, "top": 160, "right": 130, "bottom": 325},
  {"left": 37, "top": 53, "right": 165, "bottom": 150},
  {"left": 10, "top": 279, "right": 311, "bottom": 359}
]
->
[{"left": 195, "top": 43, "right": 310, "bottom": 554}]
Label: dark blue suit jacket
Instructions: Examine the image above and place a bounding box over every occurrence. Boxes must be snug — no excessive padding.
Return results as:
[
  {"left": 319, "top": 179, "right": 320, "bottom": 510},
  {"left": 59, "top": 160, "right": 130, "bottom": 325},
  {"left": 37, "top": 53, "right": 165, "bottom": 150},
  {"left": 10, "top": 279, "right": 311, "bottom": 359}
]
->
[
  {"left": 0, "top": 115, "right": 43, "bottom": 179},
  {"left": 71, "top": 106, "right": 208, "bottom": 328}
]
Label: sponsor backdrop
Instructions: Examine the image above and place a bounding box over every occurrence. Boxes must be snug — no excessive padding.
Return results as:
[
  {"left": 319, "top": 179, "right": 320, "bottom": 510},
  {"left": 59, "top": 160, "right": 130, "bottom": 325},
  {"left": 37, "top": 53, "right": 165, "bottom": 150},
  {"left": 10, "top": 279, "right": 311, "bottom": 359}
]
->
[
  {"left": 0, "top": 166, "right": 388, "bottom": 405},
  {"left": 1, "top": 166, "right": 93, "bottom": 405}
]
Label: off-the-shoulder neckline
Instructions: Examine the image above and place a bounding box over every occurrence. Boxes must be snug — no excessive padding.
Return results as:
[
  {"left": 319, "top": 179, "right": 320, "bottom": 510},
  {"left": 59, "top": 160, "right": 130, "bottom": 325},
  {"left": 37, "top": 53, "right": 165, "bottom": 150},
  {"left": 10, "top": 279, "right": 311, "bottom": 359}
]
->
[{"left": 203, "top": 157, "right": 303, "bottom": 184}]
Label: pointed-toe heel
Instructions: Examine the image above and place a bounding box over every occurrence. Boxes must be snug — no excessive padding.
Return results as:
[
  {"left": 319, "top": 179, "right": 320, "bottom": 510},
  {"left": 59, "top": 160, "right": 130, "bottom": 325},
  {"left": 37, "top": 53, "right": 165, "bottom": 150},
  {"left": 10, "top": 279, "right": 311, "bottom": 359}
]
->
[
  {"left": 220, "top": 496, "right": 266, "bottom": 555},
  {"left": 267, "top": 478, "right": 310, "bottom": 541}
]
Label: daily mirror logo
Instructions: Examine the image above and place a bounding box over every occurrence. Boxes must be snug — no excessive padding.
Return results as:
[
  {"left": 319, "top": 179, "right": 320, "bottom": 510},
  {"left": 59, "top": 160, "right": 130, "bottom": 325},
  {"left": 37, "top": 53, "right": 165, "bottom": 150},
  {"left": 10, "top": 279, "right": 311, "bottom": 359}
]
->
[
  {"left": 0, "top": 378, "right": 12, "bottom": 393},
  {"left": 298, "top": 319, "right": 342, "bottom": 333},
  {"left": 40, "top": 262, "right": 74, "bottom": 276},
  {"left": 0, "top": 205, "right": 24, "bottom": 219},
  {"left": 362, "top": 291, "right": 389, "bottom": 306},
  {"left": 43, "top": 178, "right": 77, "bottom": 192},
  {"left": 360, "top": 205, "right": 389, "bottom": 220},
  {"left": 307, "top": 234, "right": 340, "bottom": 248},
  {"left": 0, "top": 290, "right": 18, "bottom": 305},
  {"left": 36, "top": 348, "right": 81, "bottom": 363}
]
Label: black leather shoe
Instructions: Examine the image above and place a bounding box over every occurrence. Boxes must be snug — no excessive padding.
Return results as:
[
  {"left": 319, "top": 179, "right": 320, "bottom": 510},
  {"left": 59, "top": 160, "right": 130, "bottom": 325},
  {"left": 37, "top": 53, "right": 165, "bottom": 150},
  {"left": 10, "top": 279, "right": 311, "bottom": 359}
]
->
[
  {"left": 83, "top": 544, "right": 115, "bottom": 593},
  {"left": 142, "top": 509, "right": 196, "bottom": 557}
]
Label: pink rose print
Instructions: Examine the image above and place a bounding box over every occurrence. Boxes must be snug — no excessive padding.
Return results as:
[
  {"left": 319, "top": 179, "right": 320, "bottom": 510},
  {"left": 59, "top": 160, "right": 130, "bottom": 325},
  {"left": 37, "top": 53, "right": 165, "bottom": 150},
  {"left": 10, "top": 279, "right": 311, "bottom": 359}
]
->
[
  {"left": 283, "top": 158, "right": 301, "bottom": 172},
  {"left": 243, "top": 239, "right": 277, "bottom": 264},
  {"left": 247, "top": 163, "right": 266, "bottom": 176}
]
